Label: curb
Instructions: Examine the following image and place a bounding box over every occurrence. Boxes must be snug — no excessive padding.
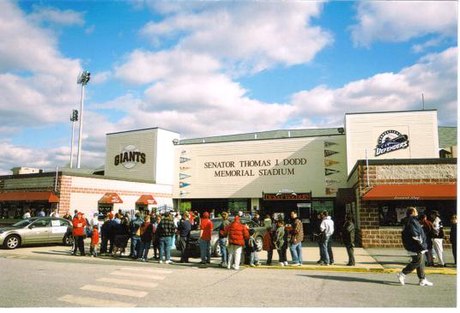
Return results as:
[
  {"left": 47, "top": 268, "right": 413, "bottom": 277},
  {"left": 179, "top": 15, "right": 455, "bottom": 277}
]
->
[{"left": 248, "top": 264, "right": 457, "bottom": 275}]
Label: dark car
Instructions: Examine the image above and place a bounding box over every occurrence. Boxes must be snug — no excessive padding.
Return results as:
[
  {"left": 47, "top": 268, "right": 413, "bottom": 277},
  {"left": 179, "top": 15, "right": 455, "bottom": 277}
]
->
[
  {"left": 176, "top": 217, "right": 266, "bottom": 257},
  {"left": 0, "top": 217, "right": 73, "bottom": 249}
]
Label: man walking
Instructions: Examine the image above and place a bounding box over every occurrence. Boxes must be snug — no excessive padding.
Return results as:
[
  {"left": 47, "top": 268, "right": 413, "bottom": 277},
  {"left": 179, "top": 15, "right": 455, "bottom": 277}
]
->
[
  {"left": 398, "top": 207, "right": 433, "bottom": 286},
  {"left": 289, "top": 211, "right": 304, "bottom": 266}
]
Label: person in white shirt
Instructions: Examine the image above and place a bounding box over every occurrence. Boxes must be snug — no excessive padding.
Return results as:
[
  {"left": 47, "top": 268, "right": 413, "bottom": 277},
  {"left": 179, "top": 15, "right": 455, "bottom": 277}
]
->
[
  {"left": 429, "top": 210, "right": 445, "bottom": 267},
  {"left": 319, "top": 210, "right": 334, "bottom": 265}
]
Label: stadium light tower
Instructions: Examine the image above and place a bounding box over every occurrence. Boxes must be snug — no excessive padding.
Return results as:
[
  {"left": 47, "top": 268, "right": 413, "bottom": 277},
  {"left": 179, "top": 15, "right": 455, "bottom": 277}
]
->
[
  {"left": 76, "top": 70, "right": 90, "bottom": 169},
  {"left": 69, "top": 109, "right": 78, "bottom": 168}
]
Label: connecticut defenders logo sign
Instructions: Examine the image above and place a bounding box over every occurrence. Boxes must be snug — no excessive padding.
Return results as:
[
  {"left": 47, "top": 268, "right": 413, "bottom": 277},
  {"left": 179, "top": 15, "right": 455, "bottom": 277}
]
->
[
  {"left": 114, "top": 145, "right": 146, "bottom": 169},
  {"left": 375, "top": 130, "right": 409, "bottom": 157}
]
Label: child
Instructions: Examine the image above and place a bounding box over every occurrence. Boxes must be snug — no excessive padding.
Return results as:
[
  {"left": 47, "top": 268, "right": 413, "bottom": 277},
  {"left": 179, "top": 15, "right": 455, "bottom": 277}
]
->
[
  {"left": 248, "top": 228, "right": 260, "bottom": 267},
  {"left": 90, "top": 224, "right": 99, "bottom": 257},
  {"left": 262, "top": 226, "right": 274, "bottom": 265},
  {"left": 274, "top": 219, "right": 288, "bottom": 266}
]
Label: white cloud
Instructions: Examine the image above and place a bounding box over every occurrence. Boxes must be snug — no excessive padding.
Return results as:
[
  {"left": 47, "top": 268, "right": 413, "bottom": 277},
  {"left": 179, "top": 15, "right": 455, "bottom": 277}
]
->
[
  {"left": 140, "top": 1, "right": 332, "bottom": 74},
  {"left": 28, "top": 6, "right": 85, "bottom": 26},
  {"left": 290, "top": 47, "right": 457, "bottom": 127},
  {"left": 351, "top": 1, "right": 457, "bottom": 47},
  {"left": 0, "top": 1, "right": 82, "bottom": 130}
]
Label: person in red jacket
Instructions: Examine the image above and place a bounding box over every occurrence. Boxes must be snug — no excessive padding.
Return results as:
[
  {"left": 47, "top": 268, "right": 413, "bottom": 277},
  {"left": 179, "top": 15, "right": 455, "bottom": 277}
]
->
[
  {"left": 222, "top": 216, "right": 250, "bottom": 270},
  {"left": 199, "top": 212, "right": 214, "bottom": 264},
  {"left": 90, "top": 225, "right": 99, "bottom": 257},
  {"left": 72, "top": 212, "right": 87, "bottom": 256}
]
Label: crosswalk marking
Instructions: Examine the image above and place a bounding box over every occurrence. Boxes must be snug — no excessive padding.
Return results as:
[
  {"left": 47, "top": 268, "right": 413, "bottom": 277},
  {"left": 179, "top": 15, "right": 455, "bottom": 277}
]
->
[
  {"left": 111, "top": 271, "right": 166, "bottom": 280},
  {"left": 119, "top": 267, "right": 173, "bottom": 274},
  {"left": 58, "top": 295, "right": 135, "bottom": 307},
  {"left": 80, "top": 284, "right": 148, "bottom": 298},
  {"left": 97, "top": 277, "right": 159, "bottom": 288}
]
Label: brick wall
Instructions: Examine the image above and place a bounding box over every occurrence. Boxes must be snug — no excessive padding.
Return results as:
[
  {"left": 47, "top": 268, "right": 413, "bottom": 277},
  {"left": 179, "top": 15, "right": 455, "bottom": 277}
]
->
[
  {"left": 360, "top": 227, "right": 452, "bottom": 249},
  {"left": 354, "top": 161, "right": 456, "bottom": 248}
]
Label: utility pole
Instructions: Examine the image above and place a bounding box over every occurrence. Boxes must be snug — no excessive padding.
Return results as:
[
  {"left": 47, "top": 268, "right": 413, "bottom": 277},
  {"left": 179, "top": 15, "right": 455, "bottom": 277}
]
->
[{"left": 76, "top": 71, "right": 90, "bottom": 169}]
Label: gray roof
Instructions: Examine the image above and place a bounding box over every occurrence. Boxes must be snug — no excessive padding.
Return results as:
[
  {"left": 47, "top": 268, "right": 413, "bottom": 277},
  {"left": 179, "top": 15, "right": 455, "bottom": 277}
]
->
[
  {"left": 179, "top": 128, "right": 345, "bottom": 145},
  {"left": 438, "top": 126, "right": 457, "bottom": 149}
]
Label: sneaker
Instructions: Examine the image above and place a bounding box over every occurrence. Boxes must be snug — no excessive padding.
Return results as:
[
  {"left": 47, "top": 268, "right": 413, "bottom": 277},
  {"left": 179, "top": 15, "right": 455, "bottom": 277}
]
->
[
  {"left": 419, "top": 279, "right": 434, "bottom": 287},
  {"left": 280, "top": 262, "right": 285, "bottom": 267},
  {"left": 165, "top": 260, "right": 172, "bottom": 264},
  {"left": 292, "top": 263, "right": 301, "bottom": 267},
  {"left": 284, "top": 261, "right": 288, "bottom": 266},
  {"left": 397, "top": 272, "right": 406, "bottom": 286},
  {"left": 250, "top": 264, "right": 255, "bottom": 267},
  {"left": 159, "top": 260, "right": 164, "bottom": 264}
]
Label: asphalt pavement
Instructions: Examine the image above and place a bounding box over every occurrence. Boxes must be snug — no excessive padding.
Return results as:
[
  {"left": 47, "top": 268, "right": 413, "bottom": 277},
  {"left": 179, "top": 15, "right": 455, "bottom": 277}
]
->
[{"left": 1, "top": 240, "right": 456, "bottom": 275}]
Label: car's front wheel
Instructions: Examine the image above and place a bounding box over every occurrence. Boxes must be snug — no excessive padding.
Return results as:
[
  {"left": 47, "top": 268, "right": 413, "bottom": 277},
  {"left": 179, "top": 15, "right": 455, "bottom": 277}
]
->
[
  {"left": 63, "top": 234, "right": 74, "bottom": 246},
  {"left": 4, "top": 235, "right": 21, "bottom": 249}
]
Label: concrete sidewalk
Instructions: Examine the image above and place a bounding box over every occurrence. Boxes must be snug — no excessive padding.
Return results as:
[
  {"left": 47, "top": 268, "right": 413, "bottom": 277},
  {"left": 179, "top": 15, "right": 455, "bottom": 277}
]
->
[{"left": 251, "top": 242, "right": 457, "bottom": 275}]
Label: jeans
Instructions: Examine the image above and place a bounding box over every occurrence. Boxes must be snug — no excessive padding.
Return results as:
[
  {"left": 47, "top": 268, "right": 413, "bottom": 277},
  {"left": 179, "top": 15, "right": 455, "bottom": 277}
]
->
[
  {"left": 290, "top": 242, "right": 303, "bottom": 264},
  {"left": 159, "top": 236, "right": 172, "bottom": 261},
  {"left": 130, "top": 236, "right": 141, "bottom": 258},
  {"left": 227, "top": 244, "right": 243, "bottom": 269},
  {"left": 140, "top": 240, "right": 151, "bottom": 259},
  {"left": 320, "top": 235, "right": 331, "bottom": 264},
  {"left": 199, "top": 239, "right": 211, "bottom": 263},
  {"left": 402, "top": 252, "right": 426, "bottom": 279},
  {"left": 218, "top": 238, "right": 228, "bottom": 264}
]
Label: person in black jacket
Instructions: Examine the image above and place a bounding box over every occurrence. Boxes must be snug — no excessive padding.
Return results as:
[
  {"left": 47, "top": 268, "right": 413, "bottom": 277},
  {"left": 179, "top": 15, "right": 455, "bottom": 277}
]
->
[
  {"left": 397, "top": 207, "right": 433, "bottom": 287},
  {"left": 342, "top": 214, "right": 355, "bottom": 266},
  {"left": 177, "top": 212, "right": 192, "bottom": 263}
]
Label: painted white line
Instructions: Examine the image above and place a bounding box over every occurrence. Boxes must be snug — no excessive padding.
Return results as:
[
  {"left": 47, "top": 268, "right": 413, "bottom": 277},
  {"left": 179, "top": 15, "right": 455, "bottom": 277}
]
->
[
  {"left": 97, "top": 277, "right": 159, "bottom": 288},
  {"left": 57, "top": 294, "right": 135, "bottom": 307},
  {"left": 110, "top": 271, "right": 166, "bottom": 280},
  {"left": 119, "top": 267, "right": 173, "bottom": 274},
  {"left": 80, "top": 284, "right": 148, "bottom": 298}
]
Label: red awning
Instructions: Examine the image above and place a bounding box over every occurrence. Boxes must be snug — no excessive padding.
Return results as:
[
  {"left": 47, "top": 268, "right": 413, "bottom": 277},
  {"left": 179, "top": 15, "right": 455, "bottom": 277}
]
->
[
  {"left": 136, "top": 195, "right": 157, "bottom": 205},
  {"left": 98, "top": 193, "right": 123, "bottom": 204},
  {"left": 362, "top": 184, "right": 457, "bottom": 201},
  {"left": 0, "top": 191, "right": 60, "bottom": 203}
]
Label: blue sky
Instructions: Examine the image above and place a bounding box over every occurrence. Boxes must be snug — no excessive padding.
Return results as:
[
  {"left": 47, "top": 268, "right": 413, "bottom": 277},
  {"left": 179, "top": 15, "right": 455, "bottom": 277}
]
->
[{"left": 0, "top": 0, "right": 457, "bottom": 174}]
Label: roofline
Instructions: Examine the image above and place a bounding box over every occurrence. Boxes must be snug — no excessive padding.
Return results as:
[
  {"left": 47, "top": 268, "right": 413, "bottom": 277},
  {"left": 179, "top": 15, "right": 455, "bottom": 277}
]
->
[
  {"left": 178, "top": 127, "right": 346, "bottom": 145},
  {"left": 106, "top": 127, "right": 179, "bottom": 136},
  {"left": 345, "top": 109, "right": 437, "bottom": 116}
]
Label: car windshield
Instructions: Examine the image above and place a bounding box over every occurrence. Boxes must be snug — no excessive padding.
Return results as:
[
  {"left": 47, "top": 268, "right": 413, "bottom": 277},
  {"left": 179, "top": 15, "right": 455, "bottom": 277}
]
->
[{"left": 12, "top": 218, "right": 37, "bottom": 227}]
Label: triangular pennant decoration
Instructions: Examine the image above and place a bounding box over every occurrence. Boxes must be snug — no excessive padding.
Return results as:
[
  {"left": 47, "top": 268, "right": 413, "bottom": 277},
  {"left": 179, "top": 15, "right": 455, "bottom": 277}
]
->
[
  {"left": 179, "top": 182, "right": 190, "bottom": 188},
  {"left": 324, "top": 159, "right": 340, "bottom": 167},
  {"left": 180, "top": 157, "right": 191, "bottom": 163},
  {"left": 324, "top": 141, "right": 338, "bottom": 147},
  {"left": 179, "top": 173, "right": 191, "bottom": 180},
  {"left": 324, "top": 149, "right": 339, "bottom": 157},
  {"left": 325, "top": 168, "right": 340, "bottom": 176}
]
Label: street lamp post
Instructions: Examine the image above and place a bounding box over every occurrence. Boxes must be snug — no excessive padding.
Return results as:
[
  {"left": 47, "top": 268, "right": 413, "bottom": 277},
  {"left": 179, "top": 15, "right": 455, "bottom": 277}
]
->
[
  {"left": 76, "top": 71, "right": 90, "bottom": 169},
  {"left": 69, "top": 109, "right": 78, "bottom": 168}
]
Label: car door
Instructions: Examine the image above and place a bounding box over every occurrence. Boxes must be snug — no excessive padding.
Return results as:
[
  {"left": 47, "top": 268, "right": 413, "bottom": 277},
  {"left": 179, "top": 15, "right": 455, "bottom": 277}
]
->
[
  {"left": 25, "top": 218, "right": 51, "bottom": 244},
  {"left": 48, "top": 218, "right": 69, "bottom": 242}
]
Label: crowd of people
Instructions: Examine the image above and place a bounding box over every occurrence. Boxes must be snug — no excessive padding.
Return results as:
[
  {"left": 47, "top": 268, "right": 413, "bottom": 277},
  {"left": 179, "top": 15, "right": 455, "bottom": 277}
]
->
[{"left": 48, "top": 207, "right": 456, "bottom": 273}]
